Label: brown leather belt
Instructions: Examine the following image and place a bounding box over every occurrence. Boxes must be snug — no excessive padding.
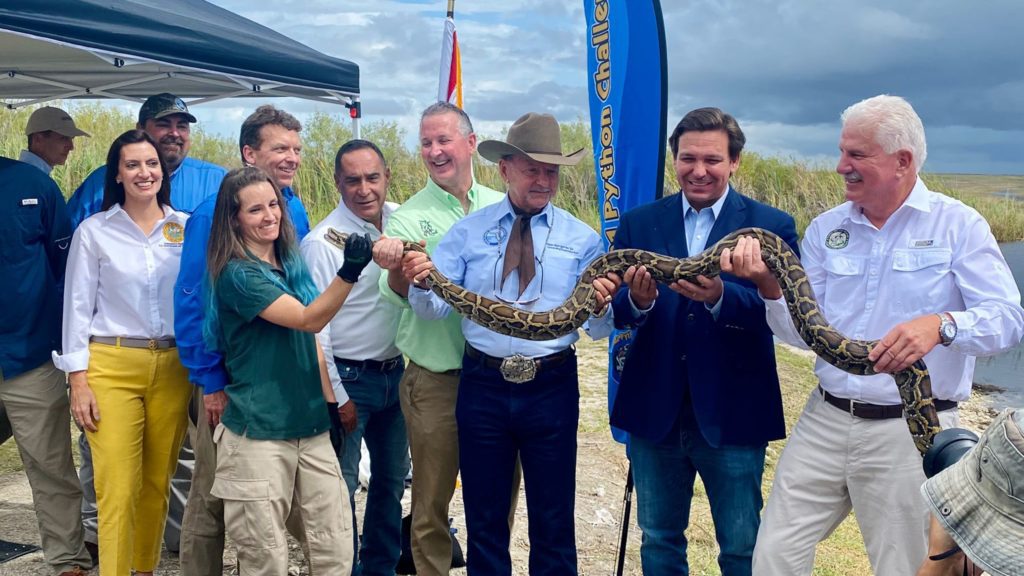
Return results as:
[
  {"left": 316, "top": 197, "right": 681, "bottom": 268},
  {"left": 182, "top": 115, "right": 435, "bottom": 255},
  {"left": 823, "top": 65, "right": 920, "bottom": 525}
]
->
[
  {"left": 334, "top": 355, "right": 404, "bottom": 373},
  {"left": 465, "top": 344, "right": 574, "bottom": 383},
  {"left": 91, "top": 336, "right": 176, "bottom": 350},
  {"left": 819, "top": 387, "right": 957, "bottom": 419}
]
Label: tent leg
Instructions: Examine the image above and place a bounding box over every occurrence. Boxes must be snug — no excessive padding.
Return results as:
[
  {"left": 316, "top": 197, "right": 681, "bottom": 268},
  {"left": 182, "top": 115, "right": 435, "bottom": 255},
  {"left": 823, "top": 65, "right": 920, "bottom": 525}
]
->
[{"left": 615, "top": 463, "right": 634, "bottom": 576}]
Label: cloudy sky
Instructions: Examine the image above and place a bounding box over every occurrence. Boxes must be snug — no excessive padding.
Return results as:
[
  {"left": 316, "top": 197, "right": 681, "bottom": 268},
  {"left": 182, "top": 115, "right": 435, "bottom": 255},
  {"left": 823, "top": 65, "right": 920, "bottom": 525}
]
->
[{"left": 190, "top": 0, "right": 1023, "bottom": 175}]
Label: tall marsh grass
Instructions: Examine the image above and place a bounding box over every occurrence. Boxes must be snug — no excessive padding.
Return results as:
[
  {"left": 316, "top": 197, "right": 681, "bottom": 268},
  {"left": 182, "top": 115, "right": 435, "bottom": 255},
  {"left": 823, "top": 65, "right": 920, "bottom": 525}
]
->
[{"left": 3, "top": 103, "right": 1023, "bottom": 242}]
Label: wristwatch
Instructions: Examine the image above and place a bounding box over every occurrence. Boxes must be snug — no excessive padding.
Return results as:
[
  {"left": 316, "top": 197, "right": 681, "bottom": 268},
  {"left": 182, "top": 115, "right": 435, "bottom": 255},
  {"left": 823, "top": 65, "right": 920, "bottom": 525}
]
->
[{"left": 937, "top": 312, "right": 957, "bottom": 346}]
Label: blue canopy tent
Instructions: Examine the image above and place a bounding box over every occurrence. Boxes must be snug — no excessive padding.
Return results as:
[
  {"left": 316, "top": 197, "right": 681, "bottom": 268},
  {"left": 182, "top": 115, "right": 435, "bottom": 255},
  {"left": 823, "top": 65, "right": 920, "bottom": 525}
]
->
[{"left": 0, "top": 0, "right": 361, "bottom": 129}]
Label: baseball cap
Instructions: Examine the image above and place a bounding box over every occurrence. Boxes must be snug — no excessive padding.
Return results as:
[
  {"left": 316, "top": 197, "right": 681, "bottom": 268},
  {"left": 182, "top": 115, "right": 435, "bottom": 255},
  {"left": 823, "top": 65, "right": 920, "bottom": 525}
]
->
[
  {"left": 138, "top": 93, "right": 198, "bottom": 124},
  {"left": 24, "top": 107, "right": 91, "bottom": 138}
]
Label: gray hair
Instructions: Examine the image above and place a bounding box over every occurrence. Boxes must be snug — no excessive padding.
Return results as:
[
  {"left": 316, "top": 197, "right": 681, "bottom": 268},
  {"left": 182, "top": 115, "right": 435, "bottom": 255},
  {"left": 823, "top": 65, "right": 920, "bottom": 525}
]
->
[
  {"left": 420, "top": 101, "right": 474, "bottom": 137},
  {"left": 841, "top": 95, "right": 927, "bottom": 173}
]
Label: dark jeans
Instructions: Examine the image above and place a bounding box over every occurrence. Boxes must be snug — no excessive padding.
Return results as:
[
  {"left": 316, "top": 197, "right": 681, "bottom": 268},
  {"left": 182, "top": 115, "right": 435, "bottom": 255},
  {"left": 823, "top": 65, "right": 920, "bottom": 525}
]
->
[
  {"left": 457, "top": 351, "right": 579, "bottom": 576},
  {"left": 629, "top": 427, "right": 766, "bottom": 576},
  {"left": 335, "top": 357, "right": 410, "bottom": 576}
]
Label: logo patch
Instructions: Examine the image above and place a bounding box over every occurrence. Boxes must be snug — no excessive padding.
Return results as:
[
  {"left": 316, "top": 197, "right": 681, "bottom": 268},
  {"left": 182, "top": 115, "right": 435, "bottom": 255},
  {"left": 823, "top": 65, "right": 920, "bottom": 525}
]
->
[
  {"left": 825, "top": 228, "right": 849, "bottom": 249},
  {"left": 483, "top": 225, "right": 507, "bottom": 245},
  {"left": 419, "top": 220, "right": 438, "bottom": 238},
  {"left": 21, "top": 198, "right": 39, "bottom": 206},
  {"left": 162, "top": 222, "right": 184, "bottom": 244},
  {"left": 912, "top": 239, "right": 935, "bottom": 248}
]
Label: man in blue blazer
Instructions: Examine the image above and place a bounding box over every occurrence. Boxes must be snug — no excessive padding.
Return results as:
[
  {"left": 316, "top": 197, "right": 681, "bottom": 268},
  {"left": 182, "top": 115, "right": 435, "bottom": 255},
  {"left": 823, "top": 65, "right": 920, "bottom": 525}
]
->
[{"left": 610, "top": 107, "right": 799, "bottom": 576}]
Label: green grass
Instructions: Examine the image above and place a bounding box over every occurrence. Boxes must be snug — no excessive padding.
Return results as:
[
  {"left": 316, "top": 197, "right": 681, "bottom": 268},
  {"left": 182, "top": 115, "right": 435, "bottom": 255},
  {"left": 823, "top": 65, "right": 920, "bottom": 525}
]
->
[{"left": 6, "top": 102, "right": 1022, "bottom": 242}]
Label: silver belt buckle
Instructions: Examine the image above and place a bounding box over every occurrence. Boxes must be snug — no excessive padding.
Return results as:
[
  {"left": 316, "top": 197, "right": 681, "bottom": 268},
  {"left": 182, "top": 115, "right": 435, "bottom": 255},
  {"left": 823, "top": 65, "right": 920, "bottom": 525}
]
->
[{"left": 499, "top": 353, "right": 537, "bottom": 384}]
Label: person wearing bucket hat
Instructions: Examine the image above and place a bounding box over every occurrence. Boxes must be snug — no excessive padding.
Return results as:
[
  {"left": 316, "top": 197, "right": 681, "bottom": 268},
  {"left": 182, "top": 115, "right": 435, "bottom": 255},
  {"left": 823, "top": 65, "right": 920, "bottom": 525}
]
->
[
  {"left": 20, "top": 106, "right": 91, "bottom": 177},
  {"left": 65, "top": 92, "right": 226, "bottom": 229},
  {"left": 916, "top": 408, "right": 1024, "bottom": 576},
  {"left": 404, "top": 111, "right": 621, "bottom": 575}
]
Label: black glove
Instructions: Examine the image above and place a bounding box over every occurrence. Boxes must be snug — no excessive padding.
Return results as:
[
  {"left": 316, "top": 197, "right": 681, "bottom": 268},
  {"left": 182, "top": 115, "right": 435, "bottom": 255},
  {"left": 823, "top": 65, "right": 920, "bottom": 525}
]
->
[
  {"left": 327, "top": 401, "right": 344, "bottom": 454},
  {"left": 337, "top": 232, "right": 373, "bottom": 283}
]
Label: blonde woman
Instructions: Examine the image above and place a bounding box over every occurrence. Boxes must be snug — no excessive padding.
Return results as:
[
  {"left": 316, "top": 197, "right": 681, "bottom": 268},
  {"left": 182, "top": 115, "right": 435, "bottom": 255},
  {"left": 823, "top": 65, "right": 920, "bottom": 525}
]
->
[{"left": 54, "top": 130, "right": 191, "bottom": 576}]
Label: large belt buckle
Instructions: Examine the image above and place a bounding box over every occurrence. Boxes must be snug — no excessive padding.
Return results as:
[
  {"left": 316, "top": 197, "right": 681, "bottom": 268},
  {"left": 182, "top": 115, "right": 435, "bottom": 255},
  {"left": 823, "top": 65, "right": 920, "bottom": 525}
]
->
[{"left": 499, "top": 353, "right": 537, "bottom": 384}]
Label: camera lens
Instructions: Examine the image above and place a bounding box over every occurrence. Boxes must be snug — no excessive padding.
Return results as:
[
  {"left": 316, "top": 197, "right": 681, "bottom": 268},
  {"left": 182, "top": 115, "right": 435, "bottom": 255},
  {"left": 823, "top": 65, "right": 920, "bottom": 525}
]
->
[{"left": 923, "top": 427, "right": 980, "bottom": 478}]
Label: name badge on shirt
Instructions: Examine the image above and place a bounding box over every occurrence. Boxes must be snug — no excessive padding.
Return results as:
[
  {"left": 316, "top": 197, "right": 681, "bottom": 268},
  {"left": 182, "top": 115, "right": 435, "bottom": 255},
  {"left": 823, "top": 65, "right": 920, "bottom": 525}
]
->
[
  {"left": 21, "top": 198, "right": 39, "bottom": 206},
  {"left": 161, "top": 222, "right": 184, "bottom": 246},
  {"left": 911, "top": 239, "right": 935, "bottom": 248}
]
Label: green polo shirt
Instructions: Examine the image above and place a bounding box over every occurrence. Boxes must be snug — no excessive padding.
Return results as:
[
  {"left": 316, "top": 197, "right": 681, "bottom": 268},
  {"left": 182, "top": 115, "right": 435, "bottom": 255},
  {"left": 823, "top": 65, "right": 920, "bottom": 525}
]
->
[
  {"left": 217, "top": 259, "right": 330, "bottom": 440},
  {"left": 380, "top": 177, "right": 505, "bottom": 372}
]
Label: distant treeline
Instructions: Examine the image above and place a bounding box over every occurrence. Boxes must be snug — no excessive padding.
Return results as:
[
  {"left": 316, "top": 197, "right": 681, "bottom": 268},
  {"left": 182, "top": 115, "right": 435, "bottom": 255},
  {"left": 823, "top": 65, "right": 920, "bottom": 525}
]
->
[{"left": 3, "top": 102, "right": 1022, "bottom": 242}]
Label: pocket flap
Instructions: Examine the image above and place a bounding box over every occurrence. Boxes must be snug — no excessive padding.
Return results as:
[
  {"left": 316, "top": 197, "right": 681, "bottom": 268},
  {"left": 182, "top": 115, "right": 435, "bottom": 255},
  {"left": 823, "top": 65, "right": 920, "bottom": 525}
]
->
[
  {"left": 892, "top": 248, "right": 952, "bottom": 272},
  {"left": 822, "top": 255, "right": 865, "bottom": 276},
  {"left": 211, "top": 477, "right": 270, "bottom": 501}
]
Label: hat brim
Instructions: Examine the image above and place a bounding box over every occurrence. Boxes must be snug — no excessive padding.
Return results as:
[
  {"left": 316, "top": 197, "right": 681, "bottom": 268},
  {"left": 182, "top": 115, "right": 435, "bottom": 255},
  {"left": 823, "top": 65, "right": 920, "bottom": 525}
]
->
[
  {"left": 478, "top": 140, "right": 585, "bottom": 166},
  {"left": 151, "top": 109, "right": 198, "bottom": 123},
  {"left": 53, "top": 127, "right": 91, "bottom": 138},
  {"left": 922, "top": 439, "right": 1024, "bottom": 576}
]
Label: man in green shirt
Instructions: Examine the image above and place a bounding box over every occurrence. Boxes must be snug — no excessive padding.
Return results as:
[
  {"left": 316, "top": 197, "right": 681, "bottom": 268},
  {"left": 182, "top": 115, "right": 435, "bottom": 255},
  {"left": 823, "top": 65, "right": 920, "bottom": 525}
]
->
[{"left": 378, "top": 102, "right": 503, "bottom": 575}]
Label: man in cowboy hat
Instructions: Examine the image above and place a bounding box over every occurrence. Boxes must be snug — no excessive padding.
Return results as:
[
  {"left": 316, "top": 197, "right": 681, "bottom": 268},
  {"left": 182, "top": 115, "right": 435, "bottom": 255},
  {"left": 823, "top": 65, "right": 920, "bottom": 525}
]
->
[
  {"left": 403, "top": 111, "right": 622, "bottom": 575},
  {"left": 20, "top": 106, "right": 91, "bottom": 177},
  {"left": 916, "top": 408, "right": 1024, "bottom": 576}
]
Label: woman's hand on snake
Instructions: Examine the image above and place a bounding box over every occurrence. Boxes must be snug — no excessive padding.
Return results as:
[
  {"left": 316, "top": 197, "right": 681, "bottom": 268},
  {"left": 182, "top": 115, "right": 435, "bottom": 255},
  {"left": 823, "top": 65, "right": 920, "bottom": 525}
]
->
[
  {"left": 869, "top": 315, "right": 944, "bottom": 373},
  {"left": 372, "top": 236, "right": 405, "bottom": 271},
  {"left": 68, "top": 371, "right": 100, "bottom": 432},
  {"left": 624, "top": 265, "right": 658, "bottom": 310},
  {"left": 721, "top": 235, "right": 783, "bottom": 300}
]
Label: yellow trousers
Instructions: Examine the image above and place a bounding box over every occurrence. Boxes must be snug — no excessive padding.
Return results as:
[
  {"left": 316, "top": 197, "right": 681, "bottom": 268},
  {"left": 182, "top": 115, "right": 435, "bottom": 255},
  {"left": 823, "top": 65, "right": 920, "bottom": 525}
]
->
[{"left": 85, "top": 342, "right": 191, "bottom": 575}]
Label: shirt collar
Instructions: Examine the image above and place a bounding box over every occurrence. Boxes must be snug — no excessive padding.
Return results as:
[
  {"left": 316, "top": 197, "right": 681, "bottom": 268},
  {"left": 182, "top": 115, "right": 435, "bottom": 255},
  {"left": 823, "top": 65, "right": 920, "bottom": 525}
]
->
[
  {"left": 844, "top": 176, "right": 933, "bottom": 224},
  {"left": 330, "top": 200, "right": 396, "bottom": 236},
  {"left": 104, "top": 202, "right": 176, "bottom": 223},
  {"left": 424, "top": 176, "right": 486, "bottom": 211},
  {"left": 680, "top": 185, "right": 730, "bottom": 219},
  {"left": 18, "top": 150, "right": 53, "bottom": 175},
  {"left": 498, "top": 195, "right": 553, "bottom": 226}
]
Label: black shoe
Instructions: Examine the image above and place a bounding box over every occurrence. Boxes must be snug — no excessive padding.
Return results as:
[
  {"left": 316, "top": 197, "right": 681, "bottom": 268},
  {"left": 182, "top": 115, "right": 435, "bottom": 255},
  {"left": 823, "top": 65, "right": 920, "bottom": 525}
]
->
[{"left": 84, "top": 541, "right": 99, "bottom": 565}]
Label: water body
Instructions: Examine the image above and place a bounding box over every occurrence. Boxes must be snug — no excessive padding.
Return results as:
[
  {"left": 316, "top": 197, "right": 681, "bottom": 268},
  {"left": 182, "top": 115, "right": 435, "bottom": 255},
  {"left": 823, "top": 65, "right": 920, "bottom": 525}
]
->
[{"left": 973, "top": 240, "right": 1024, "bottom": 408}]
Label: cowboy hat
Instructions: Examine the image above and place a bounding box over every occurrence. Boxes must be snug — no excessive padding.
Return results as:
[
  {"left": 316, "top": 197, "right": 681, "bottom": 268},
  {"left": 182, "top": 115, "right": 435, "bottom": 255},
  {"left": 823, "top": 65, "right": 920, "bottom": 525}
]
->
[{"left": 478, "top": 112, "right": 585, "bottom": 166}]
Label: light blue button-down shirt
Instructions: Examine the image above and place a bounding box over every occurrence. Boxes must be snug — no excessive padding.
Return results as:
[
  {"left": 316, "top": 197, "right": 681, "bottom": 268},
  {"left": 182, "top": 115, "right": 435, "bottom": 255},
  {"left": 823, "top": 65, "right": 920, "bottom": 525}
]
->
[
  {"left": 681, "top": 187, "right": 731, "bottom": 316},
  {"left": 409, "top": 196, "right": 614, "bottom": 358}
]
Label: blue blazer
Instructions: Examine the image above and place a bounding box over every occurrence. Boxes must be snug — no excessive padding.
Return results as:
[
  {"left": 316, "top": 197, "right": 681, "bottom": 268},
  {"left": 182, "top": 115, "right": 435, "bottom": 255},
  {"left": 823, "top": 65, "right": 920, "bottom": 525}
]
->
[{"left": 609, "top": 190, "right": 799, "bottom": 447}]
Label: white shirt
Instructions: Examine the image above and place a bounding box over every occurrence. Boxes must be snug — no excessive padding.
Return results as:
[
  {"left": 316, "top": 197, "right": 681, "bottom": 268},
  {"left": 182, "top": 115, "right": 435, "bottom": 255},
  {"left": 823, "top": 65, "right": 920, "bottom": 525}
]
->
[
  {"left": 54, "top": 204, "right": 188, "bottom": 372},
  {"left": 300, "top": 201, "right": 401, "bottom": 403},
  {"left": 766, "top": 178, "right": 1024, "bottom": 404}
]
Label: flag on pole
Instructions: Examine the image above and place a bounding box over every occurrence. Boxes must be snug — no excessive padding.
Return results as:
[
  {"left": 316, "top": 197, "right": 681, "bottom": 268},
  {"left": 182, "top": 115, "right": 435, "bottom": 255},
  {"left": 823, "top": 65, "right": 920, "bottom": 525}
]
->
[
  {"left": 585, "top": 0, "right": 668, "bottom": 443},
  {"left": 438, "top": 15, "right": 462, "bottom": 107}
]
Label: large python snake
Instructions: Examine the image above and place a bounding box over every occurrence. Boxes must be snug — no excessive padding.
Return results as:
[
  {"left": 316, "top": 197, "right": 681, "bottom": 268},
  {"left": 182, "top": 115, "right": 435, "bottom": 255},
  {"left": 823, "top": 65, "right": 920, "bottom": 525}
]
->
[{"left": 325, "top": 226, "right": 941, "bottom": 455}]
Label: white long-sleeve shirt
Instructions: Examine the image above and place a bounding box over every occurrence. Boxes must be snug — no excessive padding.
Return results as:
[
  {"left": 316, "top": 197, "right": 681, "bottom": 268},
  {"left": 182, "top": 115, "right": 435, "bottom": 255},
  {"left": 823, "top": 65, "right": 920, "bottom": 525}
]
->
[
  {"left": 300, "top": 201, "right": 401, "bottom": 403},
  {"left": 54, "top": 204, "right": 187, "bottom": 372},
  {"left": 766, "top": 178, "right": 1024, "bottom": 405}
]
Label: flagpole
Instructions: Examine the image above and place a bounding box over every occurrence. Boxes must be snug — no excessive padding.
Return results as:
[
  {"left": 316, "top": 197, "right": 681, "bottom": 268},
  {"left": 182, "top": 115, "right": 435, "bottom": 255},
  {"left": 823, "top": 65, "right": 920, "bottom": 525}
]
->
[{"left": 447, "top": 0, "right": 454, "bottom": 18}]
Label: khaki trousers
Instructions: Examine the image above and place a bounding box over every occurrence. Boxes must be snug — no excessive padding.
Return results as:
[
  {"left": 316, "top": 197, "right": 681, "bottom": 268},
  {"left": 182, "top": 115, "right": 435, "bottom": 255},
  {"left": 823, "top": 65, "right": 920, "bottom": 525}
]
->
[
  {"left": 0, "top": 360, "right": 92, "bottom": 574},
  {"left": 212, "top": 425, "right": 353, "bottom": 575},
  {"left": 180, "top": 386, "right": 226, "bottom": 576},
  {"left": 752, "top": 388, "right": 959, "bottom": 575},
  {"left": 86, "top": 342, "right": 191, "bottom": 575}
]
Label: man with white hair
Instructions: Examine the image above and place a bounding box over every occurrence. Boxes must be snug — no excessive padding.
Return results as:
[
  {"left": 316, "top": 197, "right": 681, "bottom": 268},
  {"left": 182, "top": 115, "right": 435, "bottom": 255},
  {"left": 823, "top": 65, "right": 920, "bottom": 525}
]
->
[{"left": 724, "top": 94, "right": 1024, "bottom": 574}]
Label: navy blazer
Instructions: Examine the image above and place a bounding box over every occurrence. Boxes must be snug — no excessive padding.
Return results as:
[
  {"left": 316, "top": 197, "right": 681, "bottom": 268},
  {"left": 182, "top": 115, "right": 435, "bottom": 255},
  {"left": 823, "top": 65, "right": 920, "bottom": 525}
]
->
[{"left": 609, "top": 189, "right": 799, "bottom": 447}]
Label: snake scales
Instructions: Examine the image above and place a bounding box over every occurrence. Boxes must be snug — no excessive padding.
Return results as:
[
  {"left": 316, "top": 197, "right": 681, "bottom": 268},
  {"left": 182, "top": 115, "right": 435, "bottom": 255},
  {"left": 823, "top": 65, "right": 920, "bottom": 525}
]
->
[{"left": 325, "top": 226, "right": 941, "bottom": 455}]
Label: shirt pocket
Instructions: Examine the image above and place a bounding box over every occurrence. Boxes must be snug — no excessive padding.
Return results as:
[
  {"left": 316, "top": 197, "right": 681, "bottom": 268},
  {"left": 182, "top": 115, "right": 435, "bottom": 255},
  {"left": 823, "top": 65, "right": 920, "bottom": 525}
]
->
[
  {"left": 0, "top": 205, "right": 44, "bottom": 265},
  {"left": 543, "top": 252, "right": 582, "bottom": 304},
  {"left": 821, "top": 253, "right": 866, "bottom": 314},
  {"left": 891, "top": 248, "right": 954, "bottom": 315}
]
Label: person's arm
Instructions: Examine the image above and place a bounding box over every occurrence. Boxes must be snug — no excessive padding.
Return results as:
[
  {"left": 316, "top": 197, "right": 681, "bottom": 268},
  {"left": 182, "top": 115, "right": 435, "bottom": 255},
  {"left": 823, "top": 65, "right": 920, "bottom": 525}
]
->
[
  {"left": 379, "top": 216, "right": 418, "bottom": 304},
  {"left": 43, "top": 181, "right": 72, "bottom": 283},
  {"left": 173, "top": 204, "right": 231, "bottom": 425},
  {"left": 610, "top": 213, "right": 656, "bottom": 328},
  {"left": 406, "top": 226, "right": 467, "bottom": 321},
  {"left": 298, "top": 236, "right": 350, "bottom": 406},
  {"left": 915, "top": 515, "right": 976, "bottom": 576},
  {"left": 57, "top": 226, "right": 101, "bottom": 431}
]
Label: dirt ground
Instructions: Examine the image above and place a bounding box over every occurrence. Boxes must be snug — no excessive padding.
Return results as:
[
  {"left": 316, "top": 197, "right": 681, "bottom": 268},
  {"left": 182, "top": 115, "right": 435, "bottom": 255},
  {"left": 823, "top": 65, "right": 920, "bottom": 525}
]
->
[{"left": 0, "top": 339, "right": 1002, "bottom": 575}]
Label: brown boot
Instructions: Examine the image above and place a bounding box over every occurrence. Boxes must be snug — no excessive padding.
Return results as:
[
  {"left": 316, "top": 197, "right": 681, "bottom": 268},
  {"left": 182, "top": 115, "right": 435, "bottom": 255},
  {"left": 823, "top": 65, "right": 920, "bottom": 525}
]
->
[{"left": 57, "top": 566, "right": 88, "bottom": 576}]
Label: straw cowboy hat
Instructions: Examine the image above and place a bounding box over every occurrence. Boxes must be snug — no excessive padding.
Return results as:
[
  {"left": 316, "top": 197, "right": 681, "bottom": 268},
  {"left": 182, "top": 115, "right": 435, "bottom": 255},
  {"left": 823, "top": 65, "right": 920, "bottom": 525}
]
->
[
  {"left": 921, "top": 408, "right": 1024, "bottom": 576},
  {"left": 478, "top": 112, "right": 585, "bottom": 166}
]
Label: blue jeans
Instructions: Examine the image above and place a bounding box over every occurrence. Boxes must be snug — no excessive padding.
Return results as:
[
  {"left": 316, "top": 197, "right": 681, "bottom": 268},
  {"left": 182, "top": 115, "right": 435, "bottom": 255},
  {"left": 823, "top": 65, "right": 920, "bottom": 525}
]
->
[
  {"left": 457, "top": 351, "right": 579, "bottom": 576},
  {"left": 629, "top": 427, "right": 766, "bottom": 576},
  {"left": 335, "top": 358, "right": 410, "bottom": 576}
]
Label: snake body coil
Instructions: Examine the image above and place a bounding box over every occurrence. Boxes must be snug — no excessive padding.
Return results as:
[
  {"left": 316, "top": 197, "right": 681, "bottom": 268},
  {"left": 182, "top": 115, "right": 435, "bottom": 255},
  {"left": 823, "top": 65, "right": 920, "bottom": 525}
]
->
[{"left": 326, "top": 226, "right": 941, "bottom": 455}]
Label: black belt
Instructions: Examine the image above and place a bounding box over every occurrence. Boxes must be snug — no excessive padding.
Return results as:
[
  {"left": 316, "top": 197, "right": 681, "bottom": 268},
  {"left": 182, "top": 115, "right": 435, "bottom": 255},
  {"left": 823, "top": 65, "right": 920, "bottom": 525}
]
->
[
  {"left": 465, "top": 344, "right": 574, "bottom": 383},
  {"left": 334, "top": 355, "right": 404, "bottom": 373},
  {"left": 819, "top": 387, "right": 957, "bottom": 420}
]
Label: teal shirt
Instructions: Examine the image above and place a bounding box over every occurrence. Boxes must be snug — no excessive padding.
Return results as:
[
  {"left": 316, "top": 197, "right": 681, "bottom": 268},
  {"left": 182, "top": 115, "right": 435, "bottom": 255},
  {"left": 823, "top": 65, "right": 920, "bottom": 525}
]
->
[
  {"left": 379, "top": 177, "right": 504, "bottom": 372},
  {"left": 216, "top": 259, "right": 330, "bottom": 440}
]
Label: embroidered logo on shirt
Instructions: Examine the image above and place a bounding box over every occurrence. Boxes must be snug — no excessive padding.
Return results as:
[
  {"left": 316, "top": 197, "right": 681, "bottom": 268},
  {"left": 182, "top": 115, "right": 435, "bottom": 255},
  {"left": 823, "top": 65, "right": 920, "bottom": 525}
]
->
[
  {"left": 911, "top": 239, "right": 935, "bottom": 248},
  {"left": 162, "top": 222, "right": 184, "bottom": 245},
  {"left": 419, "top": 220, "right": 439, "bottom": 237},
  {"left": 825, "top": 228, "right": 850, "bottom": 249},
  {"left": 483, "top": 225, "right": 507, "bottom": 245},
  {"left": 21, "top": 198, "right": 39, "bottom": 206}
]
